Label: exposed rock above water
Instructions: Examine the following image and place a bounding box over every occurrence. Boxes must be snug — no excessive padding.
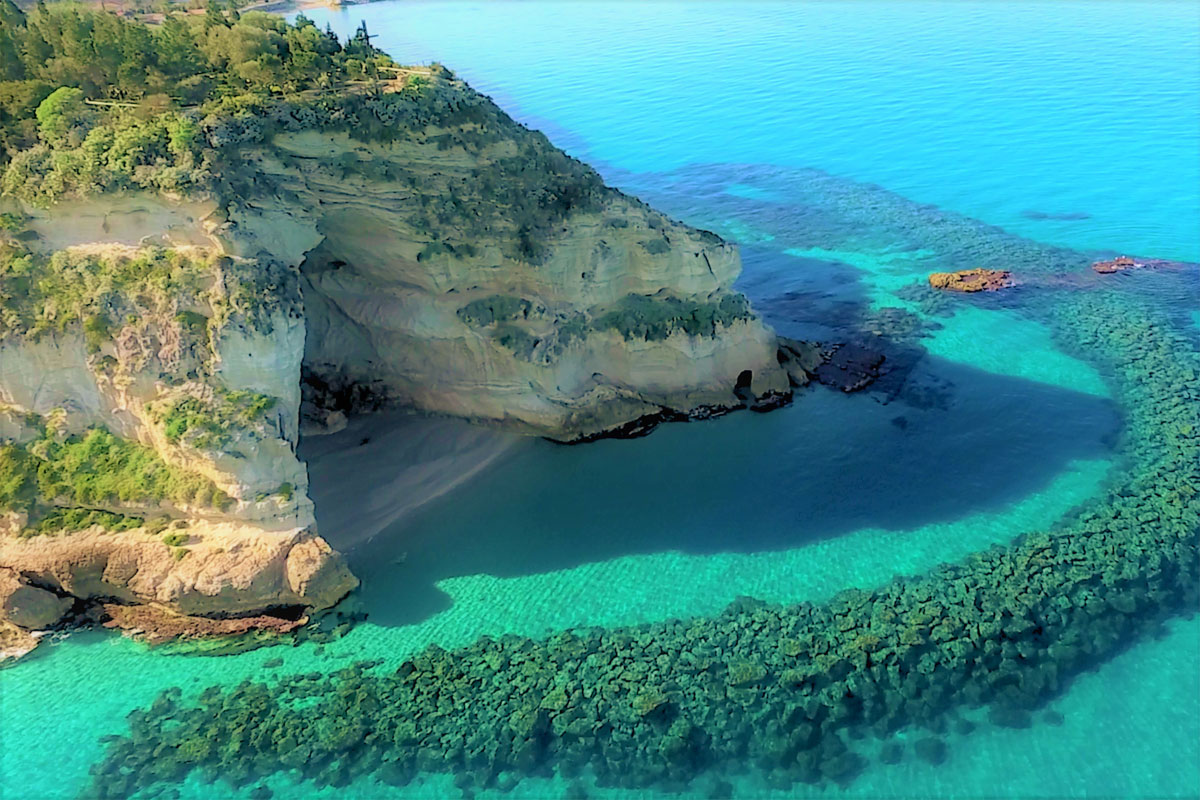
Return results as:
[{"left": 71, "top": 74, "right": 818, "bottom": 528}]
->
[
  {"left": 778, "top": 337, "right": 885, "bottom": 394},
  {"left": 1091, "top": 255, "right": 1184, "bottom": 274},
  {"left": 927, "top": 268, "right": 1014, "bottom": 292},
  {"left": 100, "top": 603, "right": 307, "bottom": 646}
]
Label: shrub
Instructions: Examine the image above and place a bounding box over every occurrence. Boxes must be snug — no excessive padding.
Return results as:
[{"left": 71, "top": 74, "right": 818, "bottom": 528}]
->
[
  {"left": 33, "top": 428, "right": 230, "bottom": 509},
  {"left": 0, "top": 444, "right": 38, "bottom": 510},
  {"left": 162, "top": 531, "right": 189, "bottom": 547},
  {"left": 154, "top": 389, "right": 277, "bottom": 450},
  {"left": 594, "top": 293, "right": 753, "bottom": 342},
  {"left": 27, "top": 508, "right": 144, "bottom": 536}
]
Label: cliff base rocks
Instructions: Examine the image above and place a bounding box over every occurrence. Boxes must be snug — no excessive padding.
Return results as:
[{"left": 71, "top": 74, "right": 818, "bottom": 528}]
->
[
  {"left": 778, "top": 338, "right": 885, "bottom": 394},
  {"left": 100, "top": 603, "right": 306, "bottom": 646}
]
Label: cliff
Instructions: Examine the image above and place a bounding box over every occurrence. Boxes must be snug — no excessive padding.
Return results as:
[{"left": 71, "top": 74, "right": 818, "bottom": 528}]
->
[{"left": 0, "top": 69, "right": 789, "bottom": 656}]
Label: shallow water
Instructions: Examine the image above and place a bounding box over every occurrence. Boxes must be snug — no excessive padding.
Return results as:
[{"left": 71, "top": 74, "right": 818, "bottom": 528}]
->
[{"left": 3, "top": 2, "right": 1199, "bottom": 798}]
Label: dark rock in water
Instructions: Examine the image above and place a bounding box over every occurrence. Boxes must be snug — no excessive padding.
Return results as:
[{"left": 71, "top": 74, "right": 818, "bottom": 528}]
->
[
  {"left": 878, "top": 741, "right": 904, "bottom": 765},
  {"left": 776, "top": 337, "right": 884, "bottom": 394},
  {"left": 954, "top": 718, "right": 977, "bottom": 735},
  {"left": 813, "top": 344, "right": 885, "bottom": 393},
  {"left": 890, "top": 415, "right": 909, "bottom": 430},
  {"left": 1021, "top": 209, "right": 1091, "bottom": 221},
  {"left": 248, "top": 786, "right": 273, "bottom": 800},
  {"left": 1043, "top": 710, "right": 1065, "bottom": 726},
  {"left": 988, "top": 705, "right": 1033, "bottom": 729},
  {"left": 928, "top": 268, "right": 1014, "bottom": 292},
  {"left": 914, "top": 737, "right": 947, "bottom": 765},
  {"left": 776, "top": 337, "right": 824, "bottom": 387}
]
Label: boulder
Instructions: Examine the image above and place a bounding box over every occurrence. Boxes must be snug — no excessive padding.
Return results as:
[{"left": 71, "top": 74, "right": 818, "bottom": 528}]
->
[{"left": 0, "top": 567, "right": 72, "bottom": 629}]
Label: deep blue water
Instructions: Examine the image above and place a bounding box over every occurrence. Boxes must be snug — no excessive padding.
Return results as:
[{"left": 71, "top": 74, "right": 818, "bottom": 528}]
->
[{"left": 1, "top": 3, "right": 1197, "bottom": 799}]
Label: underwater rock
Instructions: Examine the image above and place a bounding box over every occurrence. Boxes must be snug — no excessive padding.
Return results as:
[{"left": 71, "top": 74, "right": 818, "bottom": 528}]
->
[
  {"left": 927, "top": 268, "right": 1014, "bottom": 292},
  {"left": 812, "top": 344, "right": 885, "bottom": 393},
  {"left": 913, "top": 737, "right": 947, "bottom": 765},
  {"left": 878, "top": 741, "right": 904, "bottom": 764},
  {"left": 776, "top": 337, "right": 884, "bottom": 393}
]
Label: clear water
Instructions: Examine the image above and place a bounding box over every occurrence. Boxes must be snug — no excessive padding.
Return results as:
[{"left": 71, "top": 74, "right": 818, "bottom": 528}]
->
[{"left": 2, "top": 2, "right": 1198, "bottom": 798}]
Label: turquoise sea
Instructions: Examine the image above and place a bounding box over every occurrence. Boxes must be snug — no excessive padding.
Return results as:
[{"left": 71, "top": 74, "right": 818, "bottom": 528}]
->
[{"left": 2, "top": 2, "right": 1199, "bottom": 798}]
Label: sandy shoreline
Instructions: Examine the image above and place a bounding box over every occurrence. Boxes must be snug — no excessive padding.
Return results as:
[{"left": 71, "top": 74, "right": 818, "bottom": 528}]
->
[{"left": 300, "top": 411, "right": 525, "bottom": 553}]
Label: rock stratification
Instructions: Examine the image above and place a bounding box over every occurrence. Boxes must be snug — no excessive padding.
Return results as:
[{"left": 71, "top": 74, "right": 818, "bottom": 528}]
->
[{"left": 0, "top": 71, "right": 788, "bottom": 654}]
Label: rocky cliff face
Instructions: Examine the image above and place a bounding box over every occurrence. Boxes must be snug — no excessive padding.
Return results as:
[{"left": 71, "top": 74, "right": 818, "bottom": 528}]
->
[{"left": 0, "top": 71, "right": 788, "bottom": 656}]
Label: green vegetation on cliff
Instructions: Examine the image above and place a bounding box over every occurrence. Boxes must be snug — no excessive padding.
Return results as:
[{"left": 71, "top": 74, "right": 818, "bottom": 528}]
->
[
  {"left": 0, "top": 241, "right": 215, "bottom": 346},
  {"left": 0, "top": 3, "right": 608, "bottom": 266},
  {"left": 596, "top": 293, "right": 754, "bottom": 342},
  {"left": 0, "top": 1, "right": 402, "bottom": 202},
  {"left": 0, "top": 426, "right": 230, "bottom": 535},
  {"left": 150, "top": 388, "right": 277, "bottom": 451},
  {"left": 458, "top": 292, "right": 755, "bottom": 358}
]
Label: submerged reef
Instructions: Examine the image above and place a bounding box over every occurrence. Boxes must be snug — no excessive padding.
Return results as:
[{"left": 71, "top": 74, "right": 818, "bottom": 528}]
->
[{"left": 88, "top": 283, "right": 1198, "bottom": 795}]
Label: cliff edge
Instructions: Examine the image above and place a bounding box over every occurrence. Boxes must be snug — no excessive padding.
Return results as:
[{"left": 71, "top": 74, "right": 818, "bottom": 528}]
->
[{"left": 0, "top": 32, "right": 788, "bottom": 655}]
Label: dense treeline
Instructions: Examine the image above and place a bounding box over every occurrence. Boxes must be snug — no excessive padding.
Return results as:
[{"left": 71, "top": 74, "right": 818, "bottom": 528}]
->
[{"left": 0, "top": 0, "right": 393, "bottom": 168}]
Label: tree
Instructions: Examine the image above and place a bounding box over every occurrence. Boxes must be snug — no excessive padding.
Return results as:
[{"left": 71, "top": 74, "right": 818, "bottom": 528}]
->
[{"left": 35, "top": 86, "right": 87, "bottom": 144}]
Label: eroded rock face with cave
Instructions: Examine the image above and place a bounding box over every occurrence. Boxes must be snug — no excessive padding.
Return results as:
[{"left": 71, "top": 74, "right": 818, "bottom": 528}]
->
[{"left": 0, "top": 71, "right": 787, "bottom": 655}]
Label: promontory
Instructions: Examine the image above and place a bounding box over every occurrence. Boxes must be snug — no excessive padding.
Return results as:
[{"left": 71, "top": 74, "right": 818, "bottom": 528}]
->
[{"left": 0, "top": 4, "right": 791, "bottom": 656}]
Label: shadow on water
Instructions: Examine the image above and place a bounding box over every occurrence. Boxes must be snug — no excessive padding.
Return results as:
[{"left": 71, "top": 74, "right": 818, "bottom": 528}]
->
[
  {"left": 308, "top": 166, "right": 1138, "bottom": 628},
  {"left": 307, "top": 162, "right": 1182, "bottom": 629},
  {"left": 335, "top": 351, "right": 1119, "bottom": 627}
]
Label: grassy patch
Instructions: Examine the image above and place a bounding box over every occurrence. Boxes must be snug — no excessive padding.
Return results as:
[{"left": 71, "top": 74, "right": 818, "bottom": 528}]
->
[
  {"left": 153, "top": 389, "right": 277, "bottom": 450},
  {"left": 593, "top": 293, "right": 753, "bottom": 342},
  {"left": 0, "top": 245, "right": 215, "bottom": 345},
  {"left": 458, "top": 295, "right": 535, "bottom": 326},
  {"left": 24, "top": 508, "right": 144, "bottom": 537},
  {"left": 31, "top": 428, "right": 230, "bottom": 510}
]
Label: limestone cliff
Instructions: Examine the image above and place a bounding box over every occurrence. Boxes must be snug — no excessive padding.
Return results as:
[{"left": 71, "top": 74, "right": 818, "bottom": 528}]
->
[{"left": 0, "top": 69, "right": 789, "bottom": 655}]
